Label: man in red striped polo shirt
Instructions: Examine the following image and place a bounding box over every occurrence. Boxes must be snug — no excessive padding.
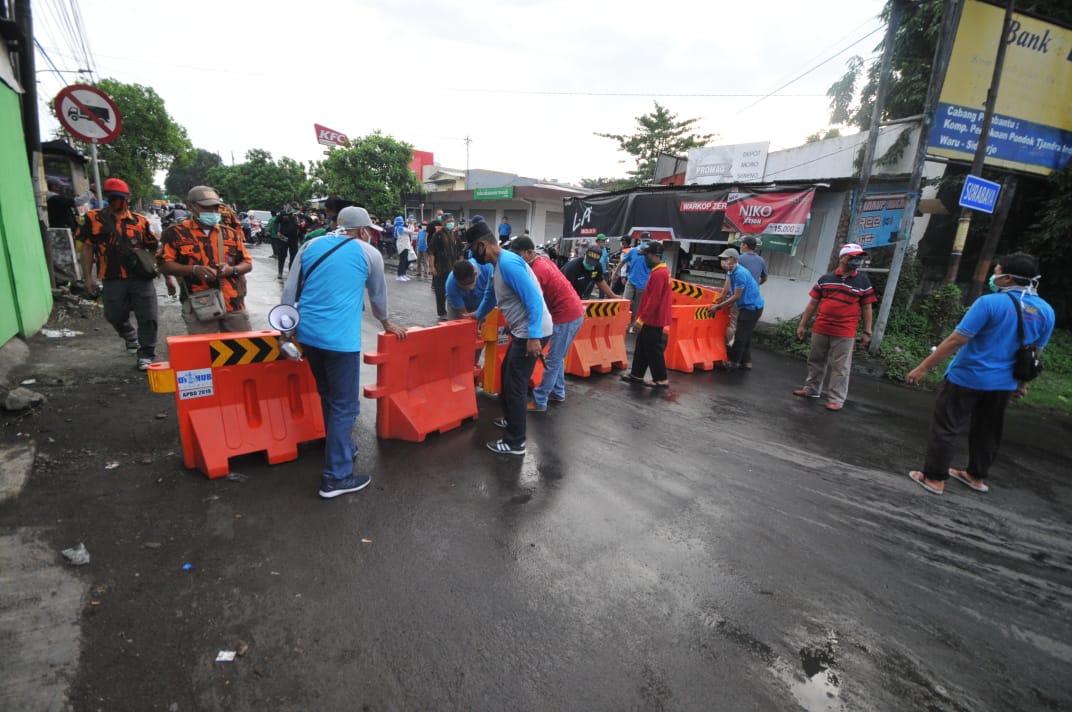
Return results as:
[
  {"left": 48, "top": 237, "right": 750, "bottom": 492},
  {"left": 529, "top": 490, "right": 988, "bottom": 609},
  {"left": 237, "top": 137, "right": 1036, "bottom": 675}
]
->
[{"left": 793, "top": 244, "right": 877, "bottom": 411}]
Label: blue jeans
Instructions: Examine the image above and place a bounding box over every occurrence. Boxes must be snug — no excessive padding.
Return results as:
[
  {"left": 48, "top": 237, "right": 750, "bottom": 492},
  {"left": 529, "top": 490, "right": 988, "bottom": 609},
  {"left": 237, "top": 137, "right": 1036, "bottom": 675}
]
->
[
  {"left": 533, "top": 315, "right": 584, "bottom": 407},
  {"left": 304, "top": 345, "right": 360, "bottom": 481}
]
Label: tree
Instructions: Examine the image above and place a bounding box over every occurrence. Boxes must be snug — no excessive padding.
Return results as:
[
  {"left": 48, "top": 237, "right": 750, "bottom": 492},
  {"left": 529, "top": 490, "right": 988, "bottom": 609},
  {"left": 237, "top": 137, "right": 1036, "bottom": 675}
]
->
[
  {"left": 595, "top": 102, "right": 715, "bottom": 186},
  {"left": 65, "top": 79, "right": 192, "bottom": 204},
  {"left": 164, "top": 149, "right": 223, "bottom": 201},
  {"left": 205, "top": 149, "right": 311, "bottom": 211},
  {"left": 579, "top": 176, "right": 636, "bottom": 193},
  {"left": 310, "top": 132, "right": 421, "bottom": 219},
  {"left": 804, "top": 128, "right": 842, "bottom": 144}
]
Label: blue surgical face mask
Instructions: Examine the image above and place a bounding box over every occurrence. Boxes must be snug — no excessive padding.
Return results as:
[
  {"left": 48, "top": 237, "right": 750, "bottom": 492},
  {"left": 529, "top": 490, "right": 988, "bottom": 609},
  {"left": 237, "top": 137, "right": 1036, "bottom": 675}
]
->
[
  {"left": 446, "top": 222, "right": 455, "bottom": 230},
  {"left": 988, "top": 274, "right": 1001, "bottom": 292},
  {"left": 197, "top": 212, "right": 222, "bottom": 227}
]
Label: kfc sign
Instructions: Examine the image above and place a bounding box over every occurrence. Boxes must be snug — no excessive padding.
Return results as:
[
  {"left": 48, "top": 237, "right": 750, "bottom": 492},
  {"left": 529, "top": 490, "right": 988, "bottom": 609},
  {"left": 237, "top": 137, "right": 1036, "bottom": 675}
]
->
[{"left": 314, "top": 123, "right": 349, "bottom": 147}]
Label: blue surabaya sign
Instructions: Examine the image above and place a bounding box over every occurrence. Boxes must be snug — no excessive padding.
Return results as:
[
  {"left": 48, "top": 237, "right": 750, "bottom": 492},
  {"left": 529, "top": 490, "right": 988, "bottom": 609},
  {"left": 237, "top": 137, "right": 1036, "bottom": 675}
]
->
[
  {"left": 958, "top": 175, "right": 1001, "bottom": 213},
  {"left": 854, "top": 192, "right": 911, "bottom": 249}
]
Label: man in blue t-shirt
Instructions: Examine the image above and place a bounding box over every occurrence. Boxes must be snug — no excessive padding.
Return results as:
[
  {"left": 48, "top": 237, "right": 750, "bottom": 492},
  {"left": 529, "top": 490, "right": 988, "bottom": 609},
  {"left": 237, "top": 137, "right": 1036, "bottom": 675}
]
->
[
  {"left": 611, "top": 234, "right": 653, "bottom": 331},
  {"left": 498, "top": 216, "right": 512, "bottom": 246},
  {"left": 709, "top": 247, "right": 764, "bottom": 370},
  {"left": 906, "top": 252, "right": 1055, "bottom": 496},
  {"left": 737, "top": 236, "right": 768, "bottom": 285},
  {"left": 467, "top": 221, "right": 552, "bottom": 456},
  {"left": 445, "top": 257, "right": 493, "bottom": 319},
  {"left": 282, "top": 207, "right": 408, "bottom": 499}
]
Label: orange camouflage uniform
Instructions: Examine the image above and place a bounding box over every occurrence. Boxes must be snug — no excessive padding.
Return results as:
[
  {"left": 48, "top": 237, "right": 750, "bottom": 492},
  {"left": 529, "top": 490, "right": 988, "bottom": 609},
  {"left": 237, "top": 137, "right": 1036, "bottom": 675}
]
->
[
  {"left": 219, "top": 204, "right": 243, "bottom": 232},
  {"left": 79, "top": 208, "right": 157, "bottom": 280},
  {"left": 161, "top": 218, "right": 252, "bottom": 312}
]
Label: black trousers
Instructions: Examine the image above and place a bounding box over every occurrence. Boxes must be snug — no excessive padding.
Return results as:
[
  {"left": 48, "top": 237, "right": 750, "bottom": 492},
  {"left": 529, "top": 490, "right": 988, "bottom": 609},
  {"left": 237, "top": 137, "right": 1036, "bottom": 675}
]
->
[
  {"left": 500, "top": 336, "right": 547, "bottom": 447},
  {"left": 728, "top": 307, "right": 762, "bottom": 365},
  {"left": 277, "top": 238, "right": 299, "bottom": 276},
  {"left": 630, "top": 324, "right": 668, "bottom": 382},
  {"left": 922, "top": 379, "right": 1012, "bottom": 481},
  {"left": 102, "top": 277, "right": 158, "bottom": 359},
  {"left": 432, "top": 272, "right": 448, "bottom": 317}
]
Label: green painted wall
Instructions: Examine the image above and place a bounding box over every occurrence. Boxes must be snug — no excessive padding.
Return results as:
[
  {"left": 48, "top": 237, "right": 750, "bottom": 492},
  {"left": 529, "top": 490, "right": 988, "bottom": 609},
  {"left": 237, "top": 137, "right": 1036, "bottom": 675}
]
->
[{"left": 0, "top": 84, "right": 53, "bottom": 342}]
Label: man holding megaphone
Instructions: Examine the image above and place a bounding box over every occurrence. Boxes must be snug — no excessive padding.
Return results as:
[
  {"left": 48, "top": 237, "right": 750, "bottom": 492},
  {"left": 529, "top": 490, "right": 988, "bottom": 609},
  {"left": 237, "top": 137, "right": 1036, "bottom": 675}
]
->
[{"left": 281, "top": 206, "right": 408, "bottom": 499}]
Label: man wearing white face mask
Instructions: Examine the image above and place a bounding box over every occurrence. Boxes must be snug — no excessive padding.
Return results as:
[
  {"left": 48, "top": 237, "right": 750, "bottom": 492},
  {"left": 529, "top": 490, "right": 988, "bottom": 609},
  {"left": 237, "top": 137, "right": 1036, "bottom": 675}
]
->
[
  {"left": 906, "top": 252, "right": 1055, "bottom": 496},
  {"left": 160, "top": 185, "right": 254, "bottom": 334},
  {"left": 793, "top": 243, "right": 876, "bottom": 411}
]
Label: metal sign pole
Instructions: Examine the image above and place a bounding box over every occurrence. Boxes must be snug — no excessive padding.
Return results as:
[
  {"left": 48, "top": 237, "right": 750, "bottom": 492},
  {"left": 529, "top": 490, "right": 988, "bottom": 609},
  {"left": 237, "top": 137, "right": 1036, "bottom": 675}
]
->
[
  {"left": 870, "top": 0, "right": 963, "bottom": 354},
  {"left": 90, "top": 138, "right": 102, "bottom": 205}
]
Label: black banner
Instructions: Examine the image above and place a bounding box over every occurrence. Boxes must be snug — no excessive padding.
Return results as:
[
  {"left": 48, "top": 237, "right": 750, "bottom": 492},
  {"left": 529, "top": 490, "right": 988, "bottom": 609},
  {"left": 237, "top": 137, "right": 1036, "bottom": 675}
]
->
[{"left": 562, "top": 186, "right": 815, "bottom": 241}]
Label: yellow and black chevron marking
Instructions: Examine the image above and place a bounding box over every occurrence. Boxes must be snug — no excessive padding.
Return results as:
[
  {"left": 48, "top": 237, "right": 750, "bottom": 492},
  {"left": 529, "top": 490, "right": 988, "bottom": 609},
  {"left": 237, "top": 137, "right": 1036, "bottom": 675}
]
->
[
  {"left": 671, "top": 280, "right": 705, "bottom": 299},
  {"left": 210, "top": 336, "right": 282, "bottom": 367},
  {"left": 694, "top": 306, "right": 715, "bottom": 321},
  {"left": 585, "top": 301, "right": 622, "bottom": 318}
]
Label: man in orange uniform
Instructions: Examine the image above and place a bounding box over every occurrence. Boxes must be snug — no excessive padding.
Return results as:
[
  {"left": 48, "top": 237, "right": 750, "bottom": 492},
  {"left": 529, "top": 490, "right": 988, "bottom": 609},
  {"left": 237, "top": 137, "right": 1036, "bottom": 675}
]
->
[
  {"left": 160, "top": 185, "right": 253, "bottom": 334},
  {"left": 79, "top": 177, "right": 160, "bottom": 370}
]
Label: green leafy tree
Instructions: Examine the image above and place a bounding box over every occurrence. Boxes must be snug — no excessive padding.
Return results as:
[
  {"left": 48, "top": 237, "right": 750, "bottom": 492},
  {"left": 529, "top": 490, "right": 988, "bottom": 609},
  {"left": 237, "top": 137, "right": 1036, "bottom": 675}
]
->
[
  {"left": 804, "top": 128, "right": 842, "bottom": 144},
  {"left": 310, "top": 132, "right": 421, "bottom": 219},
  {"left": 60, "top": 79, "right": 193, "bottom": 204},
  {"left": 206, "top": 149, "right": 311, "bottom": 211},
  {"left": 579, "top": 176, "right": 636, "bottom": 192},
  {"left": 164, "top": 148, "right": 224, "bottom": 201},
  {"left": 595, "top": 102, "right": 715, "bottom": 186}
]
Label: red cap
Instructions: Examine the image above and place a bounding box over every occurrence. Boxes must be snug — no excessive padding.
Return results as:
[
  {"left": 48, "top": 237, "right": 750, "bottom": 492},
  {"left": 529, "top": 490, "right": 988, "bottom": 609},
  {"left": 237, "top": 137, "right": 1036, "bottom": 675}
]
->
[{"left": 102, "top": 178, "right": 130, "bottom": 197}]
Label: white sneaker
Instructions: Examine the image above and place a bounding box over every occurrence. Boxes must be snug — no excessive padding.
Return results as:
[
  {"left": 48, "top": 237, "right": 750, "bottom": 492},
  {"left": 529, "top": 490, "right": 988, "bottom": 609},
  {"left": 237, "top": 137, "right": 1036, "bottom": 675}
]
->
[{"left": 396, "top": 276, "right": 405, "bottom": 281}]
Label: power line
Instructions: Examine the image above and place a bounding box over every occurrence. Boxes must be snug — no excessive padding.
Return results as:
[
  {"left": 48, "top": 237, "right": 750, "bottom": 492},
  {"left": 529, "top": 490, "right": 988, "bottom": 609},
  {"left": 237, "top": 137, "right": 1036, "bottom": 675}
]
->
[
  {"left": 737, "top": 25, "right": 885, "bottom": 114},
  {"left": 37, "top": 46, "right": 829, "bottom": 99}
]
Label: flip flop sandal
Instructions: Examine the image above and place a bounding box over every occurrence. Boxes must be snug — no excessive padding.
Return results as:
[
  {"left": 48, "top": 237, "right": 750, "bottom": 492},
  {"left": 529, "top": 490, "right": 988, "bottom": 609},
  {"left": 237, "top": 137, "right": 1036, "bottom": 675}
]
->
[
  {"left": 647, "top": 381, "right": 670, "bottom": 388},
  {"left": 948, "top": 468, "right": 989, "bottom": 493},
  {"left": 909, "top": 470, "right": 943, "bottom": 495},
  {"left": 620, "top": 374, "right": 645, "bottom": 384}
]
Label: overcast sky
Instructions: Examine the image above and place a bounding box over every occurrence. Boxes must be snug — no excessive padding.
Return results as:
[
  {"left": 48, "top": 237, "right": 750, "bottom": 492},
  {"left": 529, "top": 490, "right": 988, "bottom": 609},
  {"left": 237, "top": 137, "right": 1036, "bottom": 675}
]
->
[{"left": 34, "top": 0, "right": 887, "bottom": 184}]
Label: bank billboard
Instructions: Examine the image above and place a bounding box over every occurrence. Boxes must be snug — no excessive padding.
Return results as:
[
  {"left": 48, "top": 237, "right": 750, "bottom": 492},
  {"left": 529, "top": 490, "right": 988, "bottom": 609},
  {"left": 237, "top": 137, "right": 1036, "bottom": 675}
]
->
[{"left": 927, "top": 0, "right": 1072, "bottom": 175}]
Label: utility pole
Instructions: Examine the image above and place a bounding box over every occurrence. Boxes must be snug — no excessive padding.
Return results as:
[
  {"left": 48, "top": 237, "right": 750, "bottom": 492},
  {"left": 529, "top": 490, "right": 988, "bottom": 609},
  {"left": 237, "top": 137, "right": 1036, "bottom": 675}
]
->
[
  {"left": 966, "top": 174, "right": 1017, "bottom": 302},
  {"left": 943, "top": 0, "right": 1015, "bottom": 285},
  {"left": 464, "top": 136, "right": 472, "bottom": 188},
  {"left": 871, "top": 0, "right": 963, "bottom": 354},
  {"left": 846, "top": 0, "right": 903, "bottom": 245}
]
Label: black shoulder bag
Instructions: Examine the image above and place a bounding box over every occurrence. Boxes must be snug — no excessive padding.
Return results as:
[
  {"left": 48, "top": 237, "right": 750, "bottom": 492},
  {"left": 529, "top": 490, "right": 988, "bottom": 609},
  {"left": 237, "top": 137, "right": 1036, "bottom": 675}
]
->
[
  {"left": 104, "top": 211, "right": 158, "bottom": 280},
  {"left": 1007, "top": 293, "right": 1043, "bottom": 382}
]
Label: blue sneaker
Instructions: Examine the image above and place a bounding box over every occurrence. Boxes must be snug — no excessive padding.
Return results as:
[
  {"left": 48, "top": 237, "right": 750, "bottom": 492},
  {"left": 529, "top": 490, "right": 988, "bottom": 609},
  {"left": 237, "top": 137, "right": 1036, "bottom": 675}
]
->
[{"left": 318, "top": 474, "right": 371, "bottom": 499}]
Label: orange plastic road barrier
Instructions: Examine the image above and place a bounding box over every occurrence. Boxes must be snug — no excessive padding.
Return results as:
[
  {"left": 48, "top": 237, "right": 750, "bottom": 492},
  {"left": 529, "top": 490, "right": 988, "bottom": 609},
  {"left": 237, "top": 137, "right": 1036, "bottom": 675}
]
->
[
  {"left": 565, "top": 299, "right": 630, "bottom": 377},
  {"left": 665, "top": 304, "right": 730, "bottom": 373},
  {"left": 670, "top": 278, "right": 719, "bottom": 306},
  {"left": 363, "top": 320, "right": 484, "bottom": 442},
  {"left": 147, "top": 331, "right": 325, "bottom": 479},
  {"left": 478, "top": 307, "right": 545, "bottom": 395}
]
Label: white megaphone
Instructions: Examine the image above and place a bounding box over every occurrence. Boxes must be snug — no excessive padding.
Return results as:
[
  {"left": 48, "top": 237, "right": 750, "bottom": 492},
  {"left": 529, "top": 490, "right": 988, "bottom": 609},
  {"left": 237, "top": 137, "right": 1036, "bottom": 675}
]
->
[{"left": 267, "top": 304, "right": 303, "bottom": 361}]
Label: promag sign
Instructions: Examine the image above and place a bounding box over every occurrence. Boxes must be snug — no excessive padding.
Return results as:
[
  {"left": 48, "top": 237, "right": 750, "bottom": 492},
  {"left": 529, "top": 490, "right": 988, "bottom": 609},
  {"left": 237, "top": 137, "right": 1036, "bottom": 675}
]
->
[{"left": 927, "top": 0, "right": 1072, "bottom": 175}]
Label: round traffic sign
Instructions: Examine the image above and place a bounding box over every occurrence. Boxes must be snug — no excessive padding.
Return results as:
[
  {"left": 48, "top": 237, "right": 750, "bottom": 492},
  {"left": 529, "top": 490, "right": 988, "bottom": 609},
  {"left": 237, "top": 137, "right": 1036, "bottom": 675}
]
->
[{"left": 54, "top": 84, "right": 123, "bottom": 144}]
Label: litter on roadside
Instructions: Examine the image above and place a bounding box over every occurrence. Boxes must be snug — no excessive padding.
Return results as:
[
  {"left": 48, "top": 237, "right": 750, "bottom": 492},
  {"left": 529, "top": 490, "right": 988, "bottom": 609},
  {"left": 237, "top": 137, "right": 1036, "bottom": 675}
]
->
[
  {"left": 20, "top": 378, "right": 36, "bottom": 385},
  {"left": 41, "top": 328, "right": 84, "bottom": 338},
  {"left": 104, "top": 461, "right": 119, "bottom": 470},
  {"left": 61, "top": 543, "right": 90, "bottom": 565},
  {"left": 182, "top": 563, "right": 193, "bottom": 571},
  {"left": 215, "top": 651, "right": 236, "bottom": 663}
]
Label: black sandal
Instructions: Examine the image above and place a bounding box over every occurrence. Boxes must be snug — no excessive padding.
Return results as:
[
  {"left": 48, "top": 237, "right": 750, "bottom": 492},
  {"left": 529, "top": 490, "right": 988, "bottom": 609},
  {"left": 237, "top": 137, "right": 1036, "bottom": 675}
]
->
[{"left": 620, "top": 373, "right": 645, "bottom": 384}]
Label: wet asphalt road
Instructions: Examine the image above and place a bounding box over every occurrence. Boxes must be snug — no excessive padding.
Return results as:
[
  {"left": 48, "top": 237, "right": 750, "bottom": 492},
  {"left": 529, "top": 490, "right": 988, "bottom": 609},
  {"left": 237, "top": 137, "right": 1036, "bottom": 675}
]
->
[{"left": 9, "top": 243, "right": 1072, "bottom": 711}]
